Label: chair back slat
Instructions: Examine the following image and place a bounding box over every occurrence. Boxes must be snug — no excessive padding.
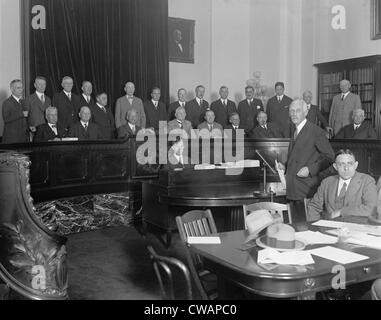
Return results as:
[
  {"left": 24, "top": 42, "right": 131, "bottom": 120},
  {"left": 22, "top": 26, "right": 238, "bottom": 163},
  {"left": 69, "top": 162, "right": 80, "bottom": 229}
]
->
[{"left": 175, "top": 209, "right": 217, "bottom": 300}]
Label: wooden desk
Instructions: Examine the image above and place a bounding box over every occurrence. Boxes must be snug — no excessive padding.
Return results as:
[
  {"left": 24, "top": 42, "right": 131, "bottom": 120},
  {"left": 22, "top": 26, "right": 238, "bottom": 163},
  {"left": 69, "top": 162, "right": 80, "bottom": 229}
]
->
[{"left": 191, "top": 227, "right": 381, "bottom": 299}]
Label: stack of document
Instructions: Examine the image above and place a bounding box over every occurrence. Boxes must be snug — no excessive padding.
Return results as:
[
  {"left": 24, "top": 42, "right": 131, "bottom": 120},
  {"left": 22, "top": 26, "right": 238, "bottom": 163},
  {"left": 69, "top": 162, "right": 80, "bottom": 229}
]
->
[
  {"left": 257, "top": 248, "right": 315, "bottom": 266},
  {"left": 307, "top": 246, "right": 369, "bottom": 264},
  {"left": 312, "top": 220, "right": 381, "bottom": 236}
]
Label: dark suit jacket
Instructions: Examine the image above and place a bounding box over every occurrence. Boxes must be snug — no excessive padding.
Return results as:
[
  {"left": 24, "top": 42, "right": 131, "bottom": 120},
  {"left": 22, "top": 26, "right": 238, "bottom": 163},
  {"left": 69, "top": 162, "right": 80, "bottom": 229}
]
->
[
  {"left": 25, "top": 92, "right": 52, "bottom": 128},
  {"left": 143, "top": 100, "right": 167, "bottom": 131},
  {"left": 224, "top": 124, "right": 246, "bottom": 140},
  {"left": 266, "top": 95, "right": 293, "bottom": 138},
  {"left": 117, "top": 124, "right": 141, "bottom": 140},
  {"left": 306, "top": 104, "right": 328, "bottom": 128},
  {"left": 185, "top": 99, "right": 209, "bottom": 128},
  {"left": 53, "top": 91, "right": 80, "bottom": 129},
  {"left": 249, "top": 122, "right": 282, "bottom": 139},
  {"left": 2, "top": 96, "right": 28, "bottom": 143},
  {"left": 334, "top": 121, "right": 377, "bottom": 140},
  {"left": 237, "top": 98, "right": 264, "bottom": 133},
  {"left": 68, "top": 122, "right": 104, "bottom": 141},
  {"left": 307, "top": 172, "right": 377, "bottom": 221},
  {"left": 168, "top": 101, "right": 187, "bottom": 121},
  {"left": 33, "top": 123, "right": 66, "bottom": 142},
  {"left": 285, "top": 121, "right": 334, "bottom": 200},
  {"left": 90, "top": 104, "right": 115, "bottom": 139},
  {"left": 210, "top": 99, "right": 238, "bottom": 128},
  {"left": 79, "top": 94, "right": 96, "bottom": 109}
]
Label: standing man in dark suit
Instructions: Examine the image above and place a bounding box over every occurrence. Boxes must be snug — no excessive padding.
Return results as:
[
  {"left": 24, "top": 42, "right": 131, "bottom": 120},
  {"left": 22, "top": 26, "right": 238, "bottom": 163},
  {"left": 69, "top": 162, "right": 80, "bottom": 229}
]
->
[
  {"left": 33, "top": 107, "right": 66, "bottom": 142},
  {"left": 168, "top": 88, "right": 187, "bottom": 121},
  {"left": 266, "top": 82, "right": 293, "bottom": 138},
  {"left": 53, "top": 76, "right": 80, "bottom": 132},
  {"left": 277, "top": 99, "right": 334, "bottom": 223},
  {"left": 68, "top": 106, "right": 104, "bottom": 140},
  {"left": 249, "top": 111, "right": 282, "bottom": 139},
  {"left": 185, "top": 85, "right": 209, "bottom": 128},
  {"left": 91, "top": 92, "right": 115, "bottom": 139},
  {"left": 79, "top": 81, "right": 96, "bottom": 108},
  {"left": 143, "top": 87, "right": 167, "bottom": 133},
  {"left": 334, "top": 109, "right": 377, "bottom": 140},
  {"left": 237, "top": 86, "right": 264, "bottom": 134},
  {"left": 117, "top": 109, "right": 141, "bottom": 139},
  {"left": 210, "top": 86, "right": 237, "bottom": 128},
  {"left": 2, "top": 79, "right": 28, "bottom": 144},
  {"left": 329, "top": 79, "right": 362, "bottom": 136},
  {"left": 25, "top": 76, "right": 52, "bottom": 136},
  {"left": 302, "top": 90, "right": 331, "bottom": 134}
]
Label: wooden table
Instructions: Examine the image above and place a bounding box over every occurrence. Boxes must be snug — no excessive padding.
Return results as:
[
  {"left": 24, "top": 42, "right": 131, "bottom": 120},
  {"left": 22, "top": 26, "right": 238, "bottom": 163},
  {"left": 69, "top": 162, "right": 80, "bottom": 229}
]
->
[{"left": 190, "top": 225, "right": 381, "bottom": 299}]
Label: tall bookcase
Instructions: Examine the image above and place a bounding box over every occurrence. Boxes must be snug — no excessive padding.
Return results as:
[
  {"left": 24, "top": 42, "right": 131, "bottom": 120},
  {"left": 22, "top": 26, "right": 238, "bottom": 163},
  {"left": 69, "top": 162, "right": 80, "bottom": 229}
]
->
[{"left": 315, "top": 55, "right": 381, "bottom": 138}]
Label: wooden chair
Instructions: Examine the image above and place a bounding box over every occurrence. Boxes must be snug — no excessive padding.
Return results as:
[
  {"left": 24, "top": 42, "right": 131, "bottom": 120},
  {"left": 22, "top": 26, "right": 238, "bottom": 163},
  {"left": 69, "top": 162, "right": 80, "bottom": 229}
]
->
[
  {"left": 371, "top": 279, "right": 381, "bottom": 300},
  {"left": 242, "top": 202, "right": 292, "bottom": 228},
  {"left": 175, "top": 209, "right": 218, "bottom": 300},
  {"left": 146, "top": 245, "right": 193, "bottom": 300}
]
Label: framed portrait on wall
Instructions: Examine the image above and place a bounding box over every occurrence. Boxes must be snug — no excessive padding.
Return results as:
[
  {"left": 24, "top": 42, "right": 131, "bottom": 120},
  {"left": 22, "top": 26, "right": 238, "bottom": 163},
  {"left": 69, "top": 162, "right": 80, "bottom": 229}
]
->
[
  {"left": 372, "top": 0, "right": 381, "bottom": 39},
  {"left": 168, "top": 17, "right": 195, "bottom": 64}
]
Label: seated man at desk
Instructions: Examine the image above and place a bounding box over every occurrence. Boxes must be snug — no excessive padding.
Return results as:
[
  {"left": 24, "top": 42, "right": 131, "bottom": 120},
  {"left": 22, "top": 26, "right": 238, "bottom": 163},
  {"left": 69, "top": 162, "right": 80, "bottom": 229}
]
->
[
  {"left": 117, "top": 109, "right": 142, "bottom": 139},
  {"left": 68, "top": 106, "right": 105, "bottom": 140},
  {"left": 307, "top": 149, "right": 377, "bottom": 222},
  {"left": 34, "top": 106, "right": 66, "bottom": 142},
  {"left": 167, "top": 106, "right": 192, "bottom": 138},
  {"left": 249, "top": 111, "right": 282, "bottom": 139},
  {"left": 224, "top": 113, "right": 246, "bottom": 140},
  {"left": 197, "top": 110, "right": 224, "bottom": 138},
  {"left": 162, "top": 138, "right": 193, "bottom": 170},
  {"left": 333, "top": 109, "right": 377, "bottom": 140}
]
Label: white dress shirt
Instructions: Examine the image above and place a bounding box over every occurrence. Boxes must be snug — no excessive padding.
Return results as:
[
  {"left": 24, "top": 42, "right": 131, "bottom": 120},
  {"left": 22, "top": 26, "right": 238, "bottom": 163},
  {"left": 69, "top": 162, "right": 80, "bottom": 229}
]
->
[
  {"left": 295, "top": 119, "right": 307, "bottom": 136},
  {"left": 82, "top": 93, "right": 91, "bottom": 103}
]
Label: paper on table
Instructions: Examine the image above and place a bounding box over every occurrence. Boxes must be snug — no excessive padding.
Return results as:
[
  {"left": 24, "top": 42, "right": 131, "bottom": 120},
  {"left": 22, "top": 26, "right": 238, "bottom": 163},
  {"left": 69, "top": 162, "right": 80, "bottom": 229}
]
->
[
  {"left": 295, "top": 231, "right": 338, "bottom": 245},
  {"left": 308, "top": 246, "right": 369, "bottom": 264},
  {"left": 257, "top": 248, "right": 315, "bottom": 266},
  {"left": 325, "top": 230, "right": 381, "bottom": 250},
  {"left": 312, "top": 220, "right": 381, "bottom": 236},
  {"left": 194, "top": 164, "right": 216, "bottom": 170},
  {"left": 275, "top": 160, "right": 286, "bottom": 189},
  {"left": 187, "top": 236, "right": 221, "bottom": 244}
]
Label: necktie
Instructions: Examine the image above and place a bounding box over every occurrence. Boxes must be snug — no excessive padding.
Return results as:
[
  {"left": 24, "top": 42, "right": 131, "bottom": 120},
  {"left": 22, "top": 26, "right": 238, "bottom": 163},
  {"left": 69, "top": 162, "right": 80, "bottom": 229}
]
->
[
  {"left": 293, "top": 129, "right": 298, "bottom": 140},
  {"left": 209, "top": 124, "right": 213, "bottom": 131},
  {"left": 86, "top": 96, "right": 90, "bottom": 104},
  {"left": 278, "top": 97, "right": 281, "bottom": 103},
  {"left": 199, "top": 99, "right": 203, "bottom": 107},
  {"left": 41, "top": 94, "right": 45, "bottom": 103},
  {"left": 131, "top": 126, "right": 135, "bottom": 134},
  {"left": 84, "top": 123, "right": 88, "bottom": 131},
  {"left": 336, "top": 182, "right": 347, "bottom": 210},
  {"left": 68, "top": 93, "right": 71, "bottom": 101},
  {"left": 154, "top": 102, "right": 158, "bottom": 109},
  {"left": 341, "top": 94, "right": 345, "bottom": 101},
  {"left": 51, "top": 124, "right": 57, "bottom": 134},
  {"left": 223, "top": 100, "right": 226, "bottom": 107},
  {"left": 178, "top": 121, "right": 183, "bottom": 129},
  {"left": 102, "top": 106, "right": 107, "bottom": 113}
]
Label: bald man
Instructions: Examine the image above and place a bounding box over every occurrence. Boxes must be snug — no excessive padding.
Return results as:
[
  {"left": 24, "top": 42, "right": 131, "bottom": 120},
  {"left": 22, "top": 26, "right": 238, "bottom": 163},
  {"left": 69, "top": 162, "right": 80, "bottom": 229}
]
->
[
  {"left": 115, "top": 82, "right": 146, "bottom": 129},
  {"left": 68, "top": 106, "right": 104, "bottom": 140},
  {"left": 277, "top": 99, "right": 334, "bottom": 222},
  {"left": 329, "top": 80, "right": 362, "bottom": 136}
]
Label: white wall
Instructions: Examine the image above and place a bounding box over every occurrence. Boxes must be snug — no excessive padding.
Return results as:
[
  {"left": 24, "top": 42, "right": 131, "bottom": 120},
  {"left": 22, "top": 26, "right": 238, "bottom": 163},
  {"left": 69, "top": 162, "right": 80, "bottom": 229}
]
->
[{"left": 0, "top": 0, "right": 21, "bottom": 136}]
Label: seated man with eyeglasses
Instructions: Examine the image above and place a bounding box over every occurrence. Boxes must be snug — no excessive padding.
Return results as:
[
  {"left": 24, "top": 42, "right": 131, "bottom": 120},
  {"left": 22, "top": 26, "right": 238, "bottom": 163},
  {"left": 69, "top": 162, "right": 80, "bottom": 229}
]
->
[{"left": 307, "top": 149, "right": 377, "bottom": 222}]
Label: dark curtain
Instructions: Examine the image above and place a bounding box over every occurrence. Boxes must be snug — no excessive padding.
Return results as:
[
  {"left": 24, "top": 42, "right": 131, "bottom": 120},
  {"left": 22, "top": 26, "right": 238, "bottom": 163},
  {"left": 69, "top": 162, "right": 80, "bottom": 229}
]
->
[{"left": 28, "top": 0, "right": 169, "bottom": 109}]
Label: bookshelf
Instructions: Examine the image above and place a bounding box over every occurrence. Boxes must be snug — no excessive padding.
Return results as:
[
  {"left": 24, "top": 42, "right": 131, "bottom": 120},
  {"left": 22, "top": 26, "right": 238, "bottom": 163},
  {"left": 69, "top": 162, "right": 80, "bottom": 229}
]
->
[{"left": 315, "top": 55, "right": 381, "bottom": 138}]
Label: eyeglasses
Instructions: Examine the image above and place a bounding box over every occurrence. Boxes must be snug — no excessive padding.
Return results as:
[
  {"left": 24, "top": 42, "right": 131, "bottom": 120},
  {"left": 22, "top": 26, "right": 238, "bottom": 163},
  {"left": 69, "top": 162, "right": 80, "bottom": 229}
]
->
[{"left": 335, "top": 161, "right": 355, "bottom": 167}]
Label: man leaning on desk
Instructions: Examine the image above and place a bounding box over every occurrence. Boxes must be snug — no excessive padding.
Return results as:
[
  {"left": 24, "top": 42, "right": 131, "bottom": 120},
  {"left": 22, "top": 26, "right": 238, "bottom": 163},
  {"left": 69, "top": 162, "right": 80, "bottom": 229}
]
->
[{"left": 307, "top": 149, "right": 378, "bottom": 222}]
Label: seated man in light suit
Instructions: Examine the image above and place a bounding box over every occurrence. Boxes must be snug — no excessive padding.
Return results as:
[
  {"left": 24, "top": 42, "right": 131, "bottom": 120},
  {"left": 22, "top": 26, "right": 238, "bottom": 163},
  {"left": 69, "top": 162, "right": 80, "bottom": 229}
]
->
[
  {"left": 307, "top": 149, "right": 377, "bottom": 222},
  {"left": 167, "top": 106, "right": 192, "bottom": 138},
  {"left": 334, "top": 108, "right": 377, "bottom": 140},
  {"left": 197, "top": 110, "right": 224, "bottom": 138}
]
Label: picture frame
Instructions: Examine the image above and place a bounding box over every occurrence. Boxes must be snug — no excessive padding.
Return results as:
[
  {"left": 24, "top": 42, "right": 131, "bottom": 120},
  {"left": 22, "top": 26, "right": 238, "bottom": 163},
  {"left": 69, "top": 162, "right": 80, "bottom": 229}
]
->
[
  {"left": 168, "top": 17, "right": 195, "bottom": 64},
  {"left": 372, "top": 0, "right": 381, "bottom": 40}
]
